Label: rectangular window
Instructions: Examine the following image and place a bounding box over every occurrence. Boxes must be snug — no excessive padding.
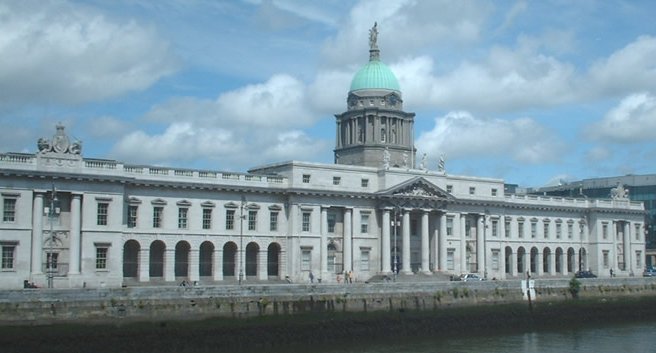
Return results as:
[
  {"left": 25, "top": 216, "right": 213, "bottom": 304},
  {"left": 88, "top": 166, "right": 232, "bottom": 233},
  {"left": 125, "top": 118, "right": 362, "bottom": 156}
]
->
[
  {"left": 505, "top": 220, "right": 511, "bottom": 238},
  {"left": 603, "top": 250, "right": 609, "bottom": 268},
  {"left": 226, "top": 210, "right": 235, "bottom": 230},
  {"left": 270, "top": 211, "right": 278, "bottom": 231},
  {"left": 327, "top": 255, "right": 335, "bottom": 272},
  {"left": 465, "top": 220, "right": 472, "bottom": 238},
  {"left": 97, "top": 203, "right": 108, "bottom": 226},
  {"left": 127, "top": 205, "right": 138, "bottom": 228},
  {"left": 333, "top": 176, "right": 341, "bottom": 185},
  {"left": 3, "top": 198, "right": 16, "bottom": 222},
  {"left": 46, "top": 252, "right": 58, "bottom": 270},
  {"left": 602, "top": 223, "right": 608, "bottom": 239},
  {"left": 1, "top": 245, "right": 15, "bottom": 270},
  {"left": 636, "top": 224, "right": 641, "bottom": 241},
  {"left": 446, "top": 185, "right": 453, "bottom": 193},
  {"left": 568, "top": 224, "right": 573, "bottom": 239},
  {"left": 95, "top": 247, "right": 108, "bottom": 270},
  {"left": 248, "top": 210, "right": 257, "bottom": 231},
  {"left": 531, "top": 222, "right": 537, "bottom": 238},
  {"left": 556, "top": 223, "right": 562, "bottom": 239},
  {"left": 327, "top": 213, "right": 336, "bottom": 233},
  {"left": 447, "top": 249, "right": 455, "bottom": 270},
  {"left": 360, "top": 214, "right": 369, "bottom": 234},
  {"left": 469, "top": 187, "right": 476, "bottom": 195},
  {"left": 202, "top": 208, "right": 212, "bottom": 230},
  {"left": 446, "top": 216, "right": 453, "bottom": 236},
  {"left": 360, "top": 250, "right": 370, "bottom": 271},
  {"left": 636, "top": 251, "right": 642, "bottom": 268},
  {"left": 302, "top": 212, "right": 311, "bottom": 232},
  {"left": 153, "top": 206, "right": 163, "bottom": 228},
  {"left": 491, "top": 188, "right": 498, "bottom": 196},
  {"left": 301, "top": 249, "right": 311, "bottom": 271},
  {"left": 361, "top": 179, "right": 369, "bottom": 188},
  {"left": 518, "top": 222, "right": 524, "bottom": 238},
  {"left": 543, "top": 223, "right": 550, "bottom": 239},
  {"left": 411, "top": 219, "right": 418, "bottom": 237},
  {"left": 178, "top": 208, "right": 188, "bottom": 229},
  {"left": 302, "top": 174, "right": 310, "bottom": 183},
  {"left": 491, "top": 220, "right": 498, "bottom": 237}
]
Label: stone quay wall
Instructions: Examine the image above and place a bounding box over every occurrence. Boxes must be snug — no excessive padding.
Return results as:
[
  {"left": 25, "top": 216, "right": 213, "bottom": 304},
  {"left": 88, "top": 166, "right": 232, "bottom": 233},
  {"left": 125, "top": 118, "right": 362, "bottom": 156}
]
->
[{"left": 1, "top": 278, "right": 655, "bottom": 325}]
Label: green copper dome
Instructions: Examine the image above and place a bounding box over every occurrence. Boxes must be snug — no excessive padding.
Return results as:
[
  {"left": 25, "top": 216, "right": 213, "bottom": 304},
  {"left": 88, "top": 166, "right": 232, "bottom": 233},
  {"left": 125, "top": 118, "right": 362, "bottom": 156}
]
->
[{"left": 349, "top": 59, "right": 400, "bottom": 93}]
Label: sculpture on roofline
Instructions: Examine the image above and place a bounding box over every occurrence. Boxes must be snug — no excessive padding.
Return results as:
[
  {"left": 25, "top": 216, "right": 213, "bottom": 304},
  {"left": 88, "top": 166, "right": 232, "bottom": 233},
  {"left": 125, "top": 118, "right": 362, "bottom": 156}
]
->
[
  {"left": 369, "top": 22, "right": 378, "bottom": 50},
  {"left": 610, "top": 182, "right": 629, "bottom": 200},
  {"left": 438, "top": 153, "right": 446, "bottom": 173},
  {"left": 382, "top": 147, "right": 390, "bottom": 170}
]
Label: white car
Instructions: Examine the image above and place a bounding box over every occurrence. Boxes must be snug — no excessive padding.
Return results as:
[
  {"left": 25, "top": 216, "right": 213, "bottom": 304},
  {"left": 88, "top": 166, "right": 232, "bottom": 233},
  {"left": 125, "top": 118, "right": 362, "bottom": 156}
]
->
[{"left": 459, "top": 273, "right": 483, "bottom": 282}]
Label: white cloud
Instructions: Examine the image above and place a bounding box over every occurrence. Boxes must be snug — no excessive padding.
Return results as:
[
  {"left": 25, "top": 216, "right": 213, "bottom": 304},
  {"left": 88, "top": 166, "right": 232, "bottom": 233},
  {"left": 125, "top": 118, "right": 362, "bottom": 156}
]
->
[
  {"left": 416, "top": 111, "right": 563, "bottom": 164},
  {"left": 587, "top": 92, "right": 656, "bottom": 143},
  {"left": 0, "top": 0, "right": 178, "bottom": 108}
]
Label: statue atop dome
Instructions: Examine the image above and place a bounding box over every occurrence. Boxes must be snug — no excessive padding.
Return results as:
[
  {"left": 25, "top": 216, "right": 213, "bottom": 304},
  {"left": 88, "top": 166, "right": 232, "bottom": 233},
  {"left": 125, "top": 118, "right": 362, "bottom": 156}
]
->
[{"left": 369, "top": 22, "right": 378, "bottom": 50}]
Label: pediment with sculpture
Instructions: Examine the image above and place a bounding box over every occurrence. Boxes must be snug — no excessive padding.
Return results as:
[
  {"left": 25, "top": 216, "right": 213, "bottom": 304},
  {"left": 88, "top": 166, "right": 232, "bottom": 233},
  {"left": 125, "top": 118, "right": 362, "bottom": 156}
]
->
[{"left": 377, "top": 177, "right": 453, "bottom": 208}]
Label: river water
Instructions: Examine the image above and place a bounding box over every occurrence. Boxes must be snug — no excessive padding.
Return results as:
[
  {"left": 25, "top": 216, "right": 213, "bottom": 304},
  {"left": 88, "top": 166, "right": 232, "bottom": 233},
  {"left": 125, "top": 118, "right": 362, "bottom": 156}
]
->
[{"left": 271, "top": 320, "right": 656, "bottom": 353}]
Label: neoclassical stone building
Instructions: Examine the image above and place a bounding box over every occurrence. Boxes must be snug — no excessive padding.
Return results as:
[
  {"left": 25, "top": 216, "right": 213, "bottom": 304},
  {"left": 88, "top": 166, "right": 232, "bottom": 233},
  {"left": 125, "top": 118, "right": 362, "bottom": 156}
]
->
[{"left": 0, "top": 26, "right": 646, "bottom": 289}]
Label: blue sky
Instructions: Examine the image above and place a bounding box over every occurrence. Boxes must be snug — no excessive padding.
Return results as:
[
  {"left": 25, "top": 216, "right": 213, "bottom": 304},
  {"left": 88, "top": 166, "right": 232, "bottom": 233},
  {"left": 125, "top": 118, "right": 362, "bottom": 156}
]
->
[{"left": 2, "top": 0, "right": 656, "bottom": 187}]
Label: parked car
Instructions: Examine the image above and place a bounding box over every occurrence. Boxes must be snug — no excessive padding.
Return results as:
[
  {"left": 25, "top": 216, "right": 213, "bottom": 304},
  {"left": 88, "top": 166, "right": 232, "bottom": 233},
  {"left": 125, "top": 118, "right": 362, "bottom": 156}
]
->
[
  {"left": 574, "top": 270, "right": 597, "bottom": 278},
  {"left": 459, "top": 273, "right": 484, "bottom": 282},
  {"left": 643, "top": 268, "right": 656, "bottom": 277}
]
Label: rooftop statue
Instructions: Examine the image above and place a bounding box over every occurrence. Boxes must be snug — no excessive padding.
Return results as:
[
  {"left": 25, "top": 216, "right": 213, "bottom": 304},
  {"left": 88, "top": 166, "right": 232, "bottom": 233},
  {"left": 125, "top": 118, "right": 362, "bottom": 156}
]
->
[
  {"left": 610, "top": 182, "right": 629, "bottom": 200},
  {"left": 369, "top": 22, "right": 378, "bottom": 50},
  {"left": 37, "top": 123, "right": 82, "bottom": 155}
]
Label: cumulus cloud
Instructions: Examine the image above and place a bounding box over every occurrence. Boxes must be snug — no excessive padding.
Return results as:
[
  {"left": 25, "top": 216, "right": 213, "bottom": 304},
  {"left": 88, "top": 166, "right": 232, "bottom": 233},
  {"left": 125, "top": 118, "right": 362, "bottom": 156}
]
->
[
  {"left": 416, "top": 111, "right": 564, "bottom": 164},
  {"left": 0, "top": 0, "right": 178, "bottom": 108},
  {"left": 587, "top": 93, "right": 656, "bottom": 142}
]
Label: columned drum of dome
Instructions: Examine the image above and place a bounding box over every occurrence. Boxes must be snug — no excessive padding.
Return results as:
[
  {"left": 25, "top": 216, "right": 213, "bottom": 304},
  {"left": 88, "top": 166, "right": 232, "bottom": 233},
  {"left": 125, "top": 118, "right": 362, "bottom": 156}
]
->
[{"left": 335, "top": 23, "right": 416, "bottom": 168}]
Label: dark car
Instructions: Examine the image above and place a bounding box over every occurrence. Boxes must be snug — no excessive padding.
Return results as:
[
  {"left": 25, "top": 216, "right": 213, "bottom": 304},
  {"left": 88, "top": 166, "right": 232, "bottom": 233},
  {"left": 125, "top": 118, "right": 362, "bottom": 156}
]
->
[
  {"left": 575, "top": 270, "right": 597, "bottom": 278},
  {"left": 643, "top": 268, "right": 656, "bottom": 277}
]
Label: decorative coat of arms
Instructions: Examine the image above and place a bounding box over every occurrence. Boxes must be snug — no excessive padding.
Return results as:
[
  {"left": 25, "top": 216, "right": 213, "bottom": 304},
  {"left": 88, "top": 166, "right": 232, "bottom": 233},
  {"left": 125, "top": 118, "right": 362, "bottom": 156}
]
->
[{"left": 38, "top": 124, "right": 82, "bottom": 155}]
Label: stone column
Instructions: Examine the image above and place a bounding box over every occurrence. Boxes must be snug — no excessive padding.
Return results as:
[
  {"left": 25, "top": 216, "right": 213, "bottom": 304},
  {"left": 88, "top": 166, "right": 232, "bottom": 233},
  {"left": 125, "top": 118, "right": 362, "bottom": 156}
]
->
[
  {"left": 139, "top": 246, "right": 150, "bottom": 282},
  {"left": 549, "top": 251, "right": 556, "bottom": 275},
  {"left": 477, "top": 215, "right": 485, "bottom": 275},
  {"left": 189, "top": 249, "right": 200, "bottom": 282},
  {"left": 258, "top": 249, "right": 268, "bottom": 280},
  {"left": 213, "top": 247, "right": 223, "bottom": 281},
  {"left": 164, "top": 248, "right": 175, "bottom": 282},
  {"left": 321, "top": 207, "right": 329, "bottom": 279},
  {"left": 343, "top": 208, "right": 352, "bottom": 272},
  {"left": 560, "top": 251, "right": 567, "bottom": 276},
  {"left": 381, "top": 209, "right": 391, "bottom": 274},
  {"left": 459, "top": 214, "right": 467, "bottom": 273},
  {"left": 68, "top": 194, "right": 81, "bottom": 275},
  {"left": 511, "top": 247, "right": 518, "bottom": 277},
  {"left": 499, "top": 218, "right": 506, "bottom": 241},
  {"left": 536, "top": 251, "right": 543, "bottom": 276},
  {"left": 420, "top": 210, "right": 430, "bottom": 274},
  {"left": 401, "top": 210, "right": 412, "bottom": 274},
  {"left": 499, "top": 248, "right": 506, "bottom": 280},
  {"left": 624, "top": 222, "right": 631, "bottom": 273},
  {"left": 439, "top": 213, "right": 447, "bottom": 272},
  {"left": 31, "top": 193, "right": 44, "bottom": 276}
]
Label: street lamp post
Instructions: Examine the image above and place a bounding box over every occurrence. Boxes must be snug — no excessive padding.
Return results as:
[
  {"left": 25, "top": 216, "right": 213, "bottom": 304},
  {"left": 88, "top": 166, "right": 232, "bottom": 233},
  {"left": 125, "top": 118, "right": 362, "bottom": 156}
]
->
[
  {"left": 45, "top": 184, "right": 60, "bottom": 289},
  {"left": 483, "top": 210, "right": 489, "bottom": 280},
  {"left": 239, "top": 196, "right": 247, "bottom": 285},
  {"left": 392, "top": 207, "right": 401, "bottom": 281}
]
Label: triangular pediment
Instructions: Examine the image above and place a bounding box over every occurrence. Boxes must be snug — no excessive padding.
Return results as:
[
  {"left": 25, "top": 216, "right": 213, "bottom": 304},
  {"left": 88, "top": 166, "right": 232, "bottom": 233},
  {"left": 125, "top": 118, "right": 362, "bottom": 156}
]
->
[{"left": 378, "top": 177, "right": 453, "bottom": 200}]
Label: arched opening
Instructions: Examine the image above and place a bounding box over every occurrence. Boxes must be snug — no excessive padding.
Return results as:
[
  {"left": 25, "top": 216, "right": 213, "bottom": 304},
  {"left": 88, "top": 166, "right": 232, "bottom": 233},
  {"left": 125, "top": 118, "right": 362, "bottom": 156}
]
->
[
  {"left": 199, "top": 241, "right": 214, "bottom": 277},
  {"left": 246, "top": 242, "right": 259, "bottom": 277},
  {"left": 175, "top": 241, "right": 191, "bottom": 278},
  {"left": 149, "top": 240, "right": 165, "bottom": 278},
  {"left": 267, "top": 243, "right": 281, "bottom": 277},
  {"left": 543, "top": 247, "right": 552, "bottom": 274},
  {"left": 517, "top": 247, "right": 526, "bottom": 274},
  {"left": 567, "top": 248, "right": 576, "bottom": 273},
  {"left": 223, "top": 242, "right": 237, "bottom": 277},
  {"left": 123, "top": 240, "right": 140, "bottom": 278},
  {"left": 504, "top": 247, "right": 513, "bottom": 275},
  {"left": 555, "top": 248, "right": 564, "bottom": 273},
  {"left": 530, "top": 247, "right": 539, "bottom": 274}
]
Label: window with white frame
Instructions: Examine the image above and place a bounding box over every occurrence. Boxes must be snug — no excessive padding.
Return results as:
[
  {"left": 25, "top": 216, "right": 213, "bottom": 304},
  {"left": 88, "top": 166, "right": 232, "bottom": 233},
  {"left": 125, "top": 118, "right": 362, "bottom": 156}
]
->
[
  {"left": 327, "top": 213, "right": 336, "bottom": 233},
  {"left": 360, "top": 249, "right": 370, "bottom": 271},
  {"left": 1, "top": 243, "right": 16, "bottom": 270},
  {"left": 153, "top": 206, "right": 163, "bottom": 228},
  {"left": 602, "top": 223, "right": 608, "bottom": 239},
  {"left": 568, "top": 223, "right": 573, "bottom": 239},
  {"left": 95, "top": 245, "right": 109, "bottom": 270},
  {"left": 301, "top": 249, "right": 311, "bottom": 271},
  {"left": 248, "top": 210, "right": 257, "bottom": 231},
  {"left": 465, "top": 219, "right": 471, "bottom": 238},
  {"left": 491, "top": 220, "right": 498, "bottom": 237},
  {"left": 302, "top": 174, "right": 310, "bottom": 183},
  {"left": 97, "top": 202, "right": 108, "bottom": 226},
  {"left": 446, "top": 185, "right": 453, "bottom": 193},
  {"left": 270, "top": 211, "right": 278, "bottom": 231},
  {"left": 636, "top": 224, "right": 641, "bottom": 241},
  {"left": 302, "top": 212, "right": 311, "bottom": 232},
  {"left": 556, "top": 222, "right": 562, "bottom": 239},
  {"left": 491, "top": 249, "right": 499, "bottom": 271},
  {"left": 333, "top": 176, "right": 341, "bottom": 185},
  {"left": 226, "top": 210, "right": 235, "bottom": 230},
  {"left": 202, "top": 208, "right": 212, "bottom": 230},
  {"left": 46, "top": 252, "right": 58, "bottom": 270},
  {"left": 469, "top": 186, "right": 476, "bottom": 195},
  {"left": 446, "top": 216, "right": 453, "bottom": 236},
  {"left": 603, "top": 250, "right": 609, "bottom": 268},
  {"left": 491, "top": 188, "right": 498, "bottom": 196},
  {"left": 360, "top": 213, "right": 369, "bottom": 234},
  {"left": 361, "top": 179, "right": 369, "bottom": 188},
  {"left": 543, "top": 221, "right": 550, "bottom": 239},
  {"left": 3, "top": 198, "right": 16, "bottom": 222},
  {"left": 505, "top": 219, "right": 511, "bottom": 238},
  {"left": 447, "top": 249, "right": 455, "bottom": 270},
  {"left": 531, "top": 221, "right": 537, "bottom": 238},
  {"left": 128, "top": 205, "right": 138, "bottom": 228},
  {"left": 518, "top": 221, "right": 525, "bottom": 238},
  {"left": 178, "top": 208, "right": 188, "bottom": 229},
  {"left": 636, "top": 251, "right": 642, "bottom": 268}
]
